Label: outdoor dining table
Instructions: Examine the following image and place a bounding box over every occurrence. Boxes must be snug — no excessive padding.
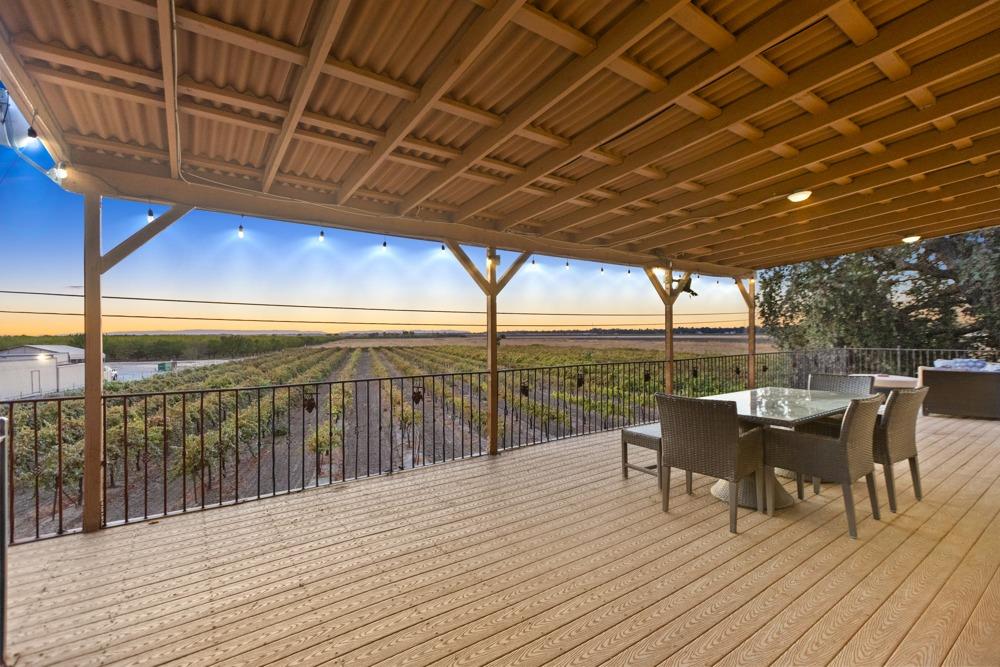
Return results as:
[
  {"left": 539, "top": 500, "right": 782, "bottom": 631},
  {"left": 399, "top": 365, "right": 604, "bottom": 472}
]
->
[{"left": 699, "top": 386, "right": 857, "bottom": 510}]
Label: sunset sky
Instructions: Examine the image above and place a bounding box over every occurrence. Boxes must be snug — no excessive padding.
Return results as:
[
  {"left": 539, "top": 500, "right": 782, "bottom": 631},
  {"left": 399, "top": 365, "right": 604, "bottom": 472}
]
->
[{"left": 0, "top": 143, "right": 749, "bottom": 336}]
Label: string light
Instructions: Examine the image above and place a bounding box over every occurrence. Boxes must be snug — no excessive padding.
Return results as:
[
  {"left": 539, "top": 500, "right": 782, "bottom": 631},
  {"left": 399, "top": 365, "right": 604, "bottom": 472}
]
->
[
  {"left": 237, "top": 224, "right": 244, "bottom": 239},
  {"left": 440, "top": 244, "right": 446, "bottom": 251},
  {"left": 531, "top": 258, "right": 536, "bottom": 265},
  {"left": 26, "top": 126, "right": 37, "bottom": 139},
  {"left": 318, "top": 230, "right": 325, "bottom": 242},
  {"left": 565, "top": 261, "right": 570, "bottom": 270},
  {"left": 600, "top": 266, "right": 605, "bottom": 274},
  {"left": 381, "top": 240, "right": 388, "bottom": 250},
  {"left": 146, "top": 207, "right": 155, "bottom": 224},
  {"left": 48, "top": 161, "right": 68, "bottom": 182}
]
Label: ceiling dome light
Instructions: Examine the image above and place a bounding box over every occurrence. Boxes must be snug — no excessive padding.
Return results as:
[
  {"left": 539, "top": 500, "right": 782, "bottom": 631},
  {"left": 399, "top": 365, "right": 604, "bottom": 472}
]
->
[
  {"left": 146, "top": 208, "right": 155, "bottom": 224},
  {"left": 787, "top": 190, "right": 812, "bottom": 203},
  {"left": 237, "top": 224, "right": 244, "bottom": 239},
  {"left": 902, "top": 234, "right": 922, "bottom": 244}
]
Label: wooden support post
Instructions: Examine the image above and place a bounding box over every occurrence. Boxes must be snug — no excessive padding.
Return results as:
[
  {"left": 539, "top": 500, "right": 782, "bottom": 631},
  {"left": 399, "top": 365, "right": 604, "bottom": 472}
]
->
[
  {"left": 736, "top": 274, "right": 757, "bottom": 388},
  {"left": 445, "top": 242, "right": 529, "bottom": 455},
  {"left": 80, "top": 199, "right": 194, "bottom": 532},
  {"left": 645, "top": 266, "right": 689, "bottom": 394},
  {"left": 486, "top": 248, "right": 499, "bottom": 455},
  {"left": 82, "top": 193, "right": 103, "bottom": 532}
]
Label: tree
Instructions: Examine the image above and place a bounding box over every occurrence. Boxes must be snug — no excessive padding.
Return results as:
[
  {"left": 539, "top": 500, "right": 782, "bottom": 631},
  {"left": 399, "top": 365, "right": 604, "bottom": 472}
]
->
[{"left": 758, "top": 229, "right": 999, "bottom": 351}]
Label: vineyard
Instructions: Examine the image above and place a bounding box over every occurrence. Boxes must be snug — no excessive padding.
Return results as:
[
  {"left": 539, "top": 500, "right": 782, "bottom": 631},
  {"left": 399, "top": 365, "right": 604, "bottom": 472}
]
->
[{"left": 3, "top": 342, "right": 836, "bottom": 542}]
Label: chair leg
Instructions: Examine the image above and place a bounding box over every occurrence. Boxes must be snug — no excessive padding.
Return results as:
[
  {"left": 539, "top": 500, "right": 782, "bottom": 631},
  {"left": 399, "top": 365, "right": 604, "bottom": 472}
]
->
[
  {"left": 813, "top": 476, "right": 821, "bottom": 495},
  {"left": 866, "top": 472, "right": 880, "bottom": 521},
  {"left": 661, "top": 466, "right": 671, "bottom": 512},
  {"left": 656, "top": 452, "right": 663, "bottom": 491},
  {"left": 686, "top": 470, "right": 693, "bottom": 495},
  {"left": 765, "top": 466, "right": 775, "bottom": 517},
  {"left": 755, "top": 468, "right": 765, "bottom": 514},
  {"left": 842, "top": 482, "right": 858, "bottom": 539},
  {"left": 621, "top": 438, "right": 628, "bottom": 479},
  {"left": 796, "top": 473, "right": 804, "bottom": 500},
  {"left": 883, "top": 462, "right": 897, "bottom": 513},
  {"left": 909, "top": 456, "right": 923, "bottom": 501},
  {"left": 728, "top": 480, "right": 739, "bottom": 534}
]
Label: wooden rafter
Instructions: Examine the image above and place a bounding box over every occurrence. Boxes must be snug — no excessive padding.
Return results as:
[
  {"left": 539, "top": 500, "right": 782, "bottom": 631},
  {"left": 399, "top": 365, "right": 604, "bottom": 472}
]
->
[
  {"left": 622, "top": 108, "right": 1000, "bottom": 253},
  {"left": 459, "top": 0, "right": 843, "bottom": 225},
  {"left": 497, "top": 0, "right": 989, "bottom": 234},
  {"left": 396, "top": 0, "right": 689, "bottom": 215},
  {"left": 261, "top": 0, "right": 351, "bottom": 192},
  {"left": 652, "top": 129, "right": 1000, "bottom": 256},
  {"left": 538, "top": 34, "right": 999, "bottom": 240},
  {"left": 711, "top": 176, "right": 1000, "bottom": 265},
  {"left": 154, "top": 0, "right": 180, "bottom": 179},
  {"left": 336, "top": 0, "right": 524, "bottom": 204},
  {"left": 5, "top": 0, "right": 999, "bottom": 274}
]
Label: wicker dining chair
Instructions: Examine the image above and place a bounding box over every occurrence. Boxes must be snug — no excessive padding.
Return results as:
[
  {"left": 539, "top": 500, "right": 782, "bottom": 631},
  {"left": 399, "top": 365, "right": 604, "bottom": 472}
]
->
[
  {"left": 875, "top": 387, "right": 929, "bottom": 512},
  {"left": 798, "top": 373, "right": 877, "bottom": 492},
  {"left": 764, "top": 394, "right": 884, "bottom": 539},
  {"left": 655, "top": 394, "right": 765, "bottom": 534},
  {"left": 808, "top": 373, "right": 876, "bottom": 395}
]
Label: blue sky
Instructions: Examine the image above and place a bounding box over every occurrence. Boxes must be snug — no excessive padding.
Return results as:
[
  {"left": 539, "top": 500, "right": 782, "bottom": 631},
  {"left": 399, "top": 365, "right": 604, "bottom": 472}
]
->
[{"left": 0, "top": 142, "right": 748, "bottom": 335}]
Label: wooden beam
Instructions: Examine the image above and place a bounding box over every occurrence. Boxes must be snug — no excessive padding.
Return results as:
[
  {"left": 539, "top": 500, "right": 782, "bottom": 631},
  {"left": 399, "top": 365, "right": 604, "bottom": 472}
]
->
[
  {"left": 261, "top": 0, "right": 351, "bottom": 192},
  {"left": 336, "top": 0, "right": 524, "bottom": 203},
  {"left": 716, "top": 183, "right": 1000, "bottom": 266},
  {"left": 61, "top": 155, "right": 753, "bottom": 278},
  {"left": 752, "top": 209, "right": 1000, "bottom": 269},
  {"left": 486, "top": 247, "right": 499, "bottom": 455},
  {"left": 542, "top": 34, "right": 1000, "bottom": 240},
  {"left": 155, "top": 0, "right": 180, "bottom": 179},
  {"left": 0, "top": 12, "right": 71, "bottom": 162},
  {"left": 444, "top": 241, "right": 490, "bottom": 294},
  {"left": 458, "top": 0, "right": 841, "bottom": 224},
  {"left": 630, "top": 107, "right": 1000, "bottom": 253},
  {"left": 82, "top": 192, "right": 103, "bottom": 533},
  {"left": 397, "top": 0, "right": 687, "bottom": 214},
  {"left": 663, "top": 149, "right": 1000, "bottom": 259},
  {"left": 496, "top": 252, "right": 531, "bottom": 293},
  {"left": 100, "top": 205, "right": 195, "bottom": 273},
  {"left": 486, "top": 0, "right": 985, "bottom": 230},
  {"left": 734, "top": 275, "right": 757, "bottom": 387}
]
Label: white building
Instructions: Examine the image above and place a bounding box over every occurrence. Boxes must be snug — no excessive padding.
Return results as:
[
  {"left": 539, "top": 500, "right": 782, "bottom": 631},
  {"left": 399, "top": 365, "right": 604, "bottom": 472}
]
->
[{"left": 0, "top": 345, "right": 109, "bottom": 399}]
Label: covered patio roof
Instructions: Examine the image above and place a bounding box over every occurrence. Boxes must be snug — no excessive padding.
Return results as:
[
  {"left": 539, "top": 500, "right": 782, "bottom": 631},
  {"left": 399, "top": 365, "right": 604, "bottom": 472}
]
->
[{"left": 1, "top": 0, "right": 998, "bottom": 276}]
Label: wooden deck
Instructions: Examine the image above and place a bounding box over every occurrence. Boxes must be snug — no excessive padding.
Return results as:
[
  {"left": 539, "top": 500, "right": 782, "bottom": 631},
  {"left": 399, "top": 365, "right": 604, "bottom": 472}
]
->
[{"left": 9, "top": 414, "right": 1000, "bottom": 666}]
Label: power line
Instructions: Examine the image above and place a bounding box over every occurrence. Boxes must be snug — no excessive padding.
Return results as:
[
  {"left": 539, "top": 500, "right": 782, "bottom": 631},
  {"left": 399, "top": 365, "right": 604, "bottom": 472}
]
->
[
  {"left": 0, "top": 290, "right": 748, "bottom": 318},
  {"left": 0, "top": 309, "right": 749, "bottom": 328}
]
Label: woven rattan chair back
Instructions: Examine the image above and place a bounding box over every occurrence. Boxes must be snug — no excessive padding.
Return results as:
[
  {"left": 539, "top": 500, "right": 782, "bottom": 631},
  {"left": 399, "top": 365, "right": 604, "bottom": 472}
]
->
[
  {"left": 655, "top": 394, "right": 741, "bottom": 482},
  {"left": 838, "top": 394, "right": 884, "bottom": 480},
  {"left": 808, "top": 373, "right": 875, "bottom": 395},
  {"left": 876, "top": 387, "right": 928, "bottom": 464}
]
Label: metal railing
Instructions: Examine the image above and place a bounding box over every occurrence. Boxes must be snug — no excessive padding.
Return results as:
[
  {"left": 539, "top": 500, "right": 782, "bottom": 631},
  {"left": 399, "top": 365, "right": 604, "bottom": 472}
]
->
[{"left": 1, "top": 347, "right": 995, "bottom": 543}]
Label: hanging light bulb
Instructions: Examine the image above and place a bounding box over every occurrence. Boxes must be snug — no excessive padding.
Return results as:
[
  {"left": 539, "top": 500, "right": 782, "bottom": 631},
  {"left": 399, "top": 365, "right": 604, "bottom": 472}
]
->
[
  {"left": 565, "top": 261, "right": 570, "bottom": 270},
  {"left": 381, "top": 240, "right": 388, "bottom": 250},
  {"left": 627, "top": 268, "right": 631, "bottom": 275},
  {"left": 600, "top": 266, "right": 605, "bottom": 274},
  {"left": 146, "top": 207, "right": 155, "bottom": 224},
  {"left": 237, "top": 224, "right": 245, "bottom": 239},
  {"left": 440, "top": 244, "right": 446, "bottom": 251},
  {"left": 48, "top": 161, "right": 68, "bottom": 181},
  {"left": 531, "top": 258, "right": 536, "bottom": 265},
  {"left": 318, "top": 230, "right": 325, "bottom": 242}
]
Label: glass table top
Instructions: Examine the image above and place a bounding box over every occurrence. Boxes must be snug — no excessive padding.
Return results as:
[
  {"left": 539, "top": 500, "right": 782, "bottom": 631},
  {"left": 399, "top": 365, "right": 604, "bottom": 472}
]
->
[{"left": 699, "top": 387, "right": 856, "bottom": 426}]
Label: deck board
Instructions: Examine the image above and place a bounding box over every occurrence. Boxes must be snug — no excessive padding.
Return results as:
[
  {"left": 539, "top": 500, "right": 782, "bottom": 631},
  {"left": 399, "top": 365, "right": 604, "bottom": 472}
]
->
[{"left": 8, "top": 414, "right": 1000, "bottom": 666}]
